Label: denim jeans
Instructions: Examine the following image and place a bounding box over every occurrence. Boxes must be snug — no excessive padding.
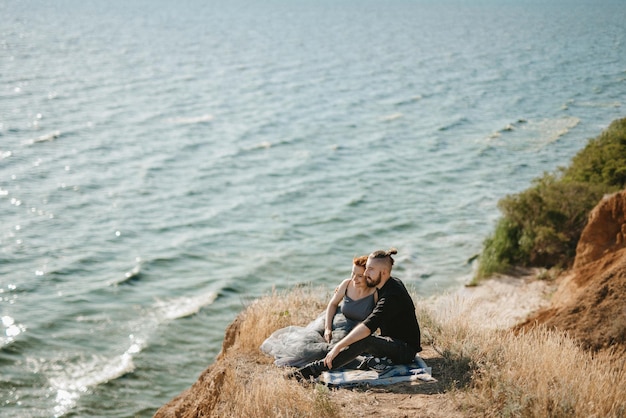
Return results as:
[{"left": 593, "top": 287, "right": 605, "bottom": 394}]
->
[{"left": 331, "top": 335, "right": 416, "bottom": 369}]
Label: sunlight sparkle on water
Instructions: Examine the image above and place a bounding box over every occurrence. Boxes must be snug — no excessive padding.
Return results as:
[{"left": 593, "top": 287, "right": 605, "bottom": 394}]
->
[{"left": 2, "top": 316, "right": 25, "bottom": 341}]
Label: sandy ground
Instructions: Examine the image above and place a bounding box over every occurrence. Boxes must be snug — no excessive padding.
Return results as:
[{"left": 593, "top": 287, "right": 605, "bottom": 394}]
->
[{"left": 428, "top": 271, "right": 556, "bottom": 330}]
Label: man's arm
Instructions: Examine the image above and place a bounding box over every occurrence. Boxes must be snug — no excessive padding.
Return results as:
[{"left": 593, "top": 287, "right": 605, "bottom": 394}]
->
[{"left": 324, "top": 323, "right": 371, "bottom": 369}]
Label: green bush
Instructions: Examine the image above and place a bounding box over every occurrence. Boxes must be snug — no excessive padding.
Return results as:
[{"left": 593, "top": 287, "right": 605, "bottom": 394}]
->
[
  {"left": 476, "top": 117, "right": 626, "bottom": 281},
  {"left": 564, "top": 117, "right": 626, "bottom": 187}
]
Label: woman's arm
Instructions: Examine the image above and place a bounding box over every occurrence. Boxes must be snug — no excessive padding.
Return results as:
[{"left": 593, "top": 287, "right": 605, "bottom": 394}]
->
[{"left": 324, "top": 278, "right": 350, "bottom": 343}]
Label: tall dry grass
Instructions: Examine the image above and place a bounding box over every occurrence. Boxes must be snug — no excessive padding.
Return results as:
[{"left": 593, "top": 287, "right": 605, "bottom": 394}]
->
[
  {"left": 230, "top": 286, "right": 328, "bottom": 357},
  {"left": 170, "top": 286, "right": 625, "bottom": 417},
  {"left": 425, "top": 295, "right": 626, "bottom": 417},
  {"left": 207, "top": 287, "right": 340, "bottom": 418},
  {"left": 212, "top": 357, "right": 339, "bottom": 418}
]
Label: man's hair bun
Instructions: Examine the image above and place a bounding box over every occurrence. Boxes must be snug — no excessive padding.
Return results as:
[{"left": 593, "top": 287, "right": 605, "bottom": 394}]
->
[
  {"left": 386, "top": 248, "right": 398, "bottom": 256},
  {"left": 370, "top": 248, "right": 398, "bottom": 266}
]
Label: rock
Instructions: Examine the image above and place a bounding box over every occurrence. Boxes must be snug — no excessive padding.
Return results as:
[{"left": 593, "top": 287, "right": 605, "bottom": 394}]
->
[
  {"left": 517, "top": 190, "right": 626, "bottom": 353},
  {"left": 574, "top": 190, "right": 626, "bottom": 269},
  {"left": 153, "top": 316, "right": 244, "bottom": 418}
]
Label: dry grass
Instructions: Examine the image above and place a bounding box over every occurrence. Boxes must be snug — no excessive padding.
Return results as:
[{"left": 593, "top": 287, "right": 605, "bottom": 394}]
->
[
  {"left": 426, "top": 295, "right": 626, "bottom": 418},
  {"left": 231, "top": 287, "right": 329, "bottom": 357},
  {"left": 205, "top": 287, "right": 340, "bottom": 418},
  {"left": 460, "top": 329, "right": 626, "bottom": 417},
  {"left": 212, "top": 357, "right": 339, "bottom": 418},
  {"left": 156, "top": 285, "right": 625, "bottom": 418}
]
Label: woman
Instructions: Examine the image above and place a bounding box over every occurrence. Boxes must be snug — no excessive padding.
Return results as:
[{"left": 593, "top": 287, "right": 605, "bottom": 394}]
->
[
  {"left": 322, "top": 255, "right": 377, "bottom": 343},
  {"left": 260, "top": 255, "right": 377, "bottom": 367}
]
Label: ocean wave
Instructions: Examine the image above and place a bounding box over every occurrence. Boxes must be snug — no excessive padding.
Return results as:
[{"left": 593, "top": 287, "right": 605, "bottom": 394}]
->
[
  {"left": 251, "top": 140, "right": 273, "bottom": 150},
  {"left": 380, "top": 112, "right": 403, "bottom": 122},
  {"left": 486, "top": 117, "right": 580, "bottom": 146},
  {"left": 488, "top": 118, "right": 528, "bottom": 138},
  {"left": 110, "top": 258, "right": 143, "bottom": 286},
  {"left": 533, "top": 116, "right": 580, "bottom": 143},
  {"left": 165, "top": 114, "right": 214, "bottom": 124},
  {"left": 570, "top": 100, "right": 621, "bottom": 109},
  {"left": 155, "top": 291, "right": 218, "bottom": 320},
  {"left": 48, "top": 336, "right": 144, "bottom": 417},
  {"left": 438, "top": 117, "right": 469, "bottom": 131},
  {"left": 44, "top": 289, "right": 218, "bottom": 414},
  {"left": 24, "top": 130, "right": 61, "bottom": 145},
  {"left": 394, "top": 95, "right": 423, "bottom": 107},
  {"left": 241, "top": 137, "right": 293, "bottom": 153},
  {"left": 347, "top": 195, "right": 366, "bottom": 207},
  {"left": 122, "top": 264, "right": 143, "bottom": 283}
]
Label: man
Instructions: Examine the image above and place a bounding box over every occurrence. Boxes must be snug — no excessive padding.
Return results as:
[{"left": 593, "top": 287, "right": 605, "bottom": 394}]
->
[{"left": 291, "top": 248, "right": 422, "bottom": 381}]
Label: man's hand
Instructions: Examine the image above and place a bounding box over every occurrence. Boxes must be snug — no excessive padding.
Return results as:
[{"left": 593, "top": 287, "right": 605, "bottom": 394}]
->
[
  {"left": 323, "top": 323, "right": 372, "bottom": 369},
  {"left": 324, "top": 345, "right": 341, "bottom": 369}
]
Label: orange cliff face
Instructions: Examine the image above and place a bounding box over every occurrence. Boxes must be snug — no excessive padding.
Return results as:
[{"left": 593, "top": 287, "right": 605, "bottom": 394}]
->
[
  {"left": 153, "top": 316, "right": 244, "bottom": 418},
  {"left": 574, "top": 189, "right": 626, "bottom": 270},
  {"left": 518, "top": 189, "right": 626, "bottom": 353}
]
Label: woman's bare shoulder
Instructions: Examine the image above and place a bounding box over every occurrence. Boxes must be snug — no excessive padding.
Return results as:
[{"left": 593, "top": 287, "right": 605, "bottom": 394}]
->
[{"left": 335, "top": 278, "right": 351, "bottom": 292}]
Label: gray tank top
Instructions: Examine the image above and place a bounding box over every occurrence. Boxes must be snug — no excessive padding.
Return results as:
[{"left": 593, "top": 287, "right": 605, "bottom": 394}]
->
[{"left": 341, "top": 292, "right": 376, "bottom": 322}]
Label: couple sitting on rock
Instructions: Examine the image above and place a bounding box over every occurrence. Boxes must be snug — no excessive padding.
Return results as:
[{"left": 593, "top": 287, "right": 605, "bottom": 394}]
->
[{"left": 261, "top": 248, "right": 422, "bottom": 381}]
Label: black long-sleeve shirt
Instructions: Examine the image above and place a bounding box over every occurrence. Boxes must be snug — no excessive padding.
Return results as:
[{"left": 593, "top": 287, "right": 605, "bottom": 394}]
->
[{"left": 362, "top": 277, "right": 422, "bottom": 352}]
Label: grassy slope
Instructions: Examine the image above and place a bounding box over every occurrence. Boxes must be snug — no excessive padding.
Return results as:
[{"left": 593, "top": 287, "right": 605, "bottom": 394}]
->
[{"left": 155, "top": 284, "right": 626, "bottom": 417}]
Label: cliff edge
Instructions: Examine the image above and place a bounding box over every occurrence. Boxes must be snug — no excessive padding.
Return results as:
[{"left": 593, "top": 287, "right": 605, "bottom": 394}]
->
[
  {"left": 517, "top": 189, "right": 626, "bottom": 352},
  {"left": 153, "top": 191, "right": 626, "bottom": 417}
]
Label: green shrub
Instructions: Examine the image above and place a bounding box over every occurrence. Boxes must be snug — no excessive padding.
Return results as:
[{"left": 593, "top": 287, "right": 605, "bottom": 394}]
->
[
  {"left": 475, "top": 217, "right": 520, "bottom": 280},
  {"left": 476, "top": 117, "right": 626, "bottom": 281},
  {"left": 564, "top": 117, "right": 626, "bottom": 187}
]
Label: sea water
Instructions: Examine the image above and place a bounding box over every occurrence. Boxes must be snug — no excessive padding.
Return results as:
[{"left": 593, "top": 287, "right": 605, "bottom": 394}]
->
[{"left": 1, "top": 0, "right": 625, "bottom": 416}]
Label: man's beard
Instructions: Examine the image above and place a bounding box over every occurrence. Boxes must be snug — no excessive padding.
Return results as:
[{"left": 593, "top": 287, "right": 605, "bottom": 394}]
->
[{"left": 366, "top": 272, "right": 381, "bottom": 288}]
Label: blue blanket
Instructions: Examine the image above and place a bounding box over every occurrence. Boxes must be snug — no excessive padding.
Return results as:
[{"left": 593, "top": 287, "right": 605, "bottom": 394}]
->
[{"left": 319, "top": 355, "right": 436, "bottom": 387}]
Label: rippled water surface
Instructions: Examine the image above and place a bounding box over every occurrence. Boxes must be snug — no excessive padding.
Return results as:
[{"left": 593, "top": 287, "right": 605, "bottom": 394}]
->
[{"left": 1, "top": 0, "right": 625, "bottom": 415}]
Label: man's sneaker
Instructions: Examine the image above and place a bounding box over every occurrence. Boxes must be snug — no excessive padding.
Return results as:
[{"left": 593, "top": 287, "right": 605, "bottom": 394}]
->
[
  {"left": 364, "top": 356, "right": 394, "bottom": 372},
  {"left": 286, "top": 359, "right": 327, "bottom": 382}
]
